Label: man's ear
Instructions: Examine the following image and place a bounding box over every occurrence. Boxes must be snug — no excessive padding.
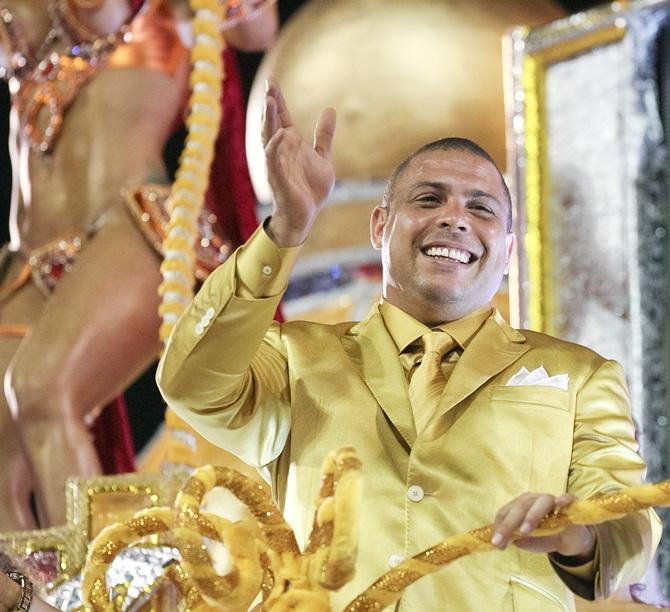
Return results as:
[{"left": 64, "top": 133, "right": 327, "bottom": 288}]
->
[
  {"left": 370, "top": 206, "right": 388, "bottom": 250},
  {"left": 504, "top": 232, "right": 515, "bottom": 275}
]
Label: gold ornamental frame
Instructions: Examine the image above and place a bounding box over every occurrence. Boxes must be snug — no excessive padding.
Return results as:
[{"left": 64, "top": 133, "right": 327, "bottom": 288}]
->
[{"left": 505, "top": 2, "right": 631, "bottom": 331}]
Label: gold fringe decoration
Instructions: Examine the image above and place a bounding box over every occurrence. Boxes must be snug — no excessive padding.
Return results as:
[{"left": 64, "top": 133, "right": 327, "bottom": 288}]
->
[
  {"left": 158, "top": 0, "right": 226, "bottom": 344},
  {"left": 80, "top": 447, "right": 362, "bottom": 611}
]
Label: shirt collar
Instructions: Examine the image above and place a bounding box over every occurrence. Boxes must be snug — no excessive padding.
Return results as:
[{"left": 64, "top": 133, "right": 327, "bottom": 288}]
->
[{"left": 379, "top": 300, "right": 494, "bottom": 353}]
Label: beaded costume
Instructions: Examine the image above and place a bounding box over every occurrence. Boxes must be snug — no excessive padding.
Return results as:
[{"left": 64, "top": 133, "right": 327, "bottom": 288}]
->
[
  {"left": 0, "top": 0, "right": 233, "bottom": 313},
  {"left": 0, "top": 0, "right": 185, "bottom": 153}
]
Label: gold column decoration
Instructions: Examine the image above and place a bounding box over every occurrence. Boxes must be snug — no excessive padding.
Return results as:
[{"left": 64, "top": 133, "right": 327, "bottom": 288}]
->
[
  {"left": 158, "top": 0, "right": 226, "bottom": 343},
  {"left": 520, "top": 43, "right": 546, "bottom": 332},
  {"left": 151, "top": 0, "right": 278, "bottom": 482},
  {"left": 518, "top": 23, "right": 626, "bottom": 333}
]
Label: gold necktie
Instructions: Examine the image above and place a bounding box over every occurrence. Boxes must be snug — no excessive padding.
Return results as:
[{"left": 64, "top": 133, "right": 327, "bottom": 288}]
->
[{"left": 409, "top": 330, "right": 456, "bottom": 433}]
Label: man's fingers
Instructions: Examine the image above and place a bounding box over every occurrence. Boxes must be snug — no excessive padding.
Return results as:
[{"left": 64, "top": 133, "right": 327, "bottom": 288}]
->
[
  {"left": 555, "top": 494, "right": 576, "bottom": 508},
  {"left": 491, "top": 493, "right": 581, "bottom": 554},
  {"left": 492, "top": 501, "right": 533, "bottom": 548},
  {"left": 270, "top": 81, "right": 293, "bottom": 128},
  {"left": 517, "top": 495, "right": 556, "bottom": 535},
  {"left": 494, "top": 501, "right": 514, "bottom": 525},
  {"left": 492, "top": 494, "right": 556, "bottom": 549},
  {"left": 314, "top": 107, "right": 336, "bottom": 157},
  {"left": 262, "top": 95, "right": 278, "bottom": 147},
  {"left": 263, "top": 77, "right": 291, "bottom": 144},
  {"left": 264, "top": 78, "right": 335, "bottom": 159}
]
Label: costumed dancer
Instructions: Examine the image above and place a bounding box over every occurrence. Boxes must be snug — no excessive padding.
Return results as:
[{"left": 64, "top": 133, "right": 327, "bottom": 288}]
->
[{"left": 0, "top": 0, "right": 277, "bottom": 530}]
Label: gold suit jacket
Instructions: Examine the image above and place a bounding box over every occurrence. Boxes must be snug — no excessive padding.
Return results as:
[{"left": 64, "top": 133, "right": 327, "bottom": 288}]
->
[{"left": 157, "top": 242, "right": 661, "bottom": 612}]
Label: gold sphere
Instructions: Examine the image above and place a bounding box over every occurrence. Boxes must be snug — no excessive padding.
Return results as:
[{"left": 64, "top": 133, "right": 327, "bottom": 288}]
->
[{"left": 246, "top": 0, "right": 564, "bottom": 201}]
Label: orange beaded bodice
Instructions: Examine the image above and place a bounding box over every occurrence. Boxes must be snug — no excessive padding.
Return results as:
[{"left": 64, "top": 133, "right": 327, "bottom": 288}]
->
[{"left": 0, "top": 0, "right": 187, "bottom": 153}]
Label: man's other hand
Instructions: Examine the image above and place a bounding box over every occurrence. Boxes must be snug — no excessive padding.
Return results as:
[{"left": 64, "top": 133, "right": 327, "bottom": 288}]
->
[{"left": 491, "top": 492, "right": 596, "bottom": 561}]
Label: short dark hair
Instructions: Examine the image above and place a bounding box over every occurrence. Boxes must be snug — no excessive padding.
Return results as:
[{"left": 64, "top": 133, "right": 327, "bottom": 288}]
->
[{"left": 382, "top": 137, "right": 513, "bottom": 232}]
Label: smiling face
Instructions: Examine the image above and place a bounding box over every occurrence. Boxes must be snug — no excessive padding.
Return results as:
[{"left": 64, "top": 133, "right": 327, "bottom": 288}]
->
[{"left": 371, "top": 147, "right": 515, "bottom": 325}]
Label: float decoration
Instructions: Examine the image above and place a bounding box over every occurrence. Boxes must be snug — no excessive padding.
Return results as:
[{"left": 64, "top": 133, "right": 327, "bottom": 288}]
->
[{"left": 76, "top": 446, "right": 670, "bottom": 611}]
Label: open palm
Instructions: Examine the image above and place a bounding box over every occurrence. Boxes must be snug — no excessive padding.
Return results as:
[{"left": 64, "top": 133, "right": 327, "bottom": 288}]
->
[{"left": 263, "top": 79, "right": 336, "bottom": 246}]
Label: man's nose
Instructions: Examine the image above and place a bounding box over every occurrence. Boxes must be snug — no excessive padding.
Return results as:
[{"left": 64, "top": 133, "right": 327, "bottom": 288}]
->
[{"left": 437, "top": 202, "right": 469, "bottom": 232}]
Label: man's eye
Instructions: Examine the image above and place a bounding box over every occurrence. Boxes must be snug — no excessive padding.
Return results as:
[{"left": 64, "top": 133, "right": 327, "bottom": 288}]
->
[
  {"left": 468, "top": 202, "right": 494, "bottom": 215},
  {"left": 417, "top": 195, "right": 440, "bottom": 205}
]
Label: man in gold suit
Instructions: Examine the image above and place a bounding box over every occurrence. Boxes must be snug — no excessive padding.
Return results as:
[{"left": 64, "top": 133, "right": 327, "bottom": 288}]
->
[{"left": 157, "top": 80, "right": 661, "bottom": 610}]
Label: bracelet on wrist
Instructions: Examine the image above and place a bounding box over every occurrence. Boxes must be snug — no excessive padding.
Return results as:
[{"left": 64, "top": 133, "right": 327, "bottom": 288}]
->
[{"left": 6, "top": 572, "right": 33, "bottom": 612}]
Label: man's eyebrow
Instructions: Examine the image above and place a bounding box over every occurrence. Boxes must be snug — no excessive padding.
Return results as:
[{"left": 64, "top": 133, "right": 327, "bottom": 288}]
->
[
  {"left": 409, "top": 181, "right": 447, "bottom": 192},
  {"left": 466, "top": 189, "right": 503, "bottom": 208}
]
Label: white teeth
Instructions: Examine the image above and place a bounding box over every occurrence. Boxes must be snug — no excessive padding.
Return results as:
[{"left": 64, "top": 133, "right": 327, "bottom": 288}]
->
[{"left": 424, "top": 246, "right": 472, "bottom": 263}]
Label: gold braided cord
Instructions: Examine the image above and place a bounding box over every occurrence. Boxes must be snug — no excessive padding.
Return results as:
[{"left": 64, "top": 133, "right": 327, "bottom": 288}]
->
[
  {"left": 343, "top": 479, "right": 670, "bottom": 611},
  {"left": 158, "top": 0, "right": 226, "bottom": 344},
  {"left": 304, "top": 448, "right": 362, "bottom": 592},
  {"left": 81, "top": 505, "right": 259, "bottom": 611},
  {"left": 80, "top": 471, "right": 268, "bottom": 611}
]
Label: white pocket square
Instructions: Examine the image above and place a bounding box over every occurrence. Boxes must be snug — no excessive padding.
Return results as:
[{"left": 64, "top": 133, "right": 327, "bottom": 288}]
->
[{"left": 506, "top": 366, "right": 569, "bottom": 391}]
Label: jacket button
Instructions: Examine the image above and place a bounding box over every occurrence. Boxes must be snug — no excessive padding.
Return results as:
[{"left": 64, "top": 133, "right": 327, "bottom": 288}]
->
[
  {"left": 407, "top": 485, "right": 424, "bottom": 502},
  {"left": 262, "top": 264, "right": 273, "bottom": 276},
  {"left": 195, "top": 323, "right": 205, "bottom": 335},
  {"left": 388, "top": 553, "right": 404, "bottom": 568}
]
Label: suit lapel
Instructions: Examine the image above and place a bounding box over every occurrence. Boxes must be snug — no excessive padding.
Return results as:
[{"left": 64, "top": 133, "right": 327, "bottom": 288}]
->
[
  {"left": 341, "top": 305, "right": 417, "bottom": 447},
  {"left": 437, "top": 311, "right": 530, "bottom": 417}
]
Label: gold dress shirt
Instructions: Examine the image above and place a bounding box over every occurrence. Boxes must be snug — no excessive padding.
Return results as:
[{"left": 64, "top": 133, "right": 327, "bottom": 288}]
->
[
  {"left": 380, "top": 300, "right": 491, "bottom": 375},
  {"left": 380, "top": 301, "right": 492, "bottom": 433}
]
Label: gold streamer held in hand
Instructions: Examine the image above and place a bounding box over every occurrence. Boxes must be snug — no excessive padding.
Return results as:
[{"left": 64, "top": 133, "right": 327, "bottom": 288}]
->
[{"left": 343, "top": 479, "right": 670, "bottom": 611}]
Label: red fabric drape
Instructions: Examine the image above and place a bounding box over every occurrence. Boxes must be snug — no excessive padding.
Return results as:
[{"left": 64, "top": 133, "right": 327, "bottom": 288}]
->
[
  {"left": 91, "top": 397, "right": 136, "bottom": 474},
  {"left": 206, "top": 47, "right": 259, "bottom": 244}
]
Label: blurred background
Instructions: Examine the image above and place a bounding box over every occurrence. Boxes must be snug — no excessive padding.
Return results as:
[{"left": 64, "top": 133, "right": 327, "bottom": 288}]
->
[
  {"left": 8, "top": 0, "right": 597, "bottom": 456},
  {"left": 0, "top": 0, "right": 611, "bottom": 468}
]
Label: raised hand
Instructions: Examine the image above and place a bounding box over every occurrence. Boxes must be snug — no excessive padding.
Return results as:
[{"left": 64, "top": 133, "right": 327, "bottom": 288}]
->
[
  {"left": 491, "top": 492, "right": 596, "bottom": 560},
  {"left": 262, "top": 77, "right": 336, "bottom": 247}
]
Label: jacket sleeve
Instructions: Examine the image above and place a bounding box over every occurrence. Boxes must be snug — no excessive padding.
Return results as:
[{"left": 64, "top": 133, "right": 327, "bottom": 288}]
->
[
  {"left": 156, "top": 224, "right": 301, "bottom": 467},
  {"left": 552, "top": 359, "right": 662, "bottom": 599}
]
